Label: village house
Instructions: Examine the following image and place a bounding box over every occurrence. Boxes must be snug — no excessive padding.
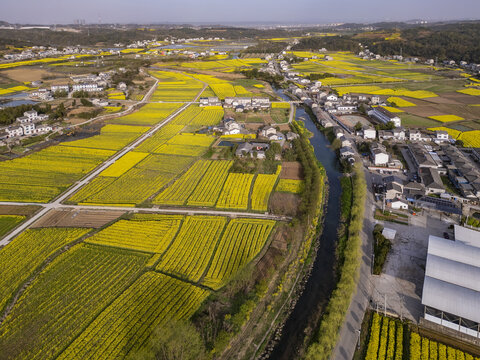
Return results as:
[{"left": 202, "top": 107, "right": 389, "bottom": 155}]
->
[
  {"left": 72, "top": 83, "right": 103, "bottom": 92},
  {"left": 362, "top": 127, "right": 376, "bottom": 140},
  {"left": 5, "top": 126, "right": 23, "bottom": 138},
  {"left": 199, "top": 97, "right": 221, "bottom": 107},
  {"left": 340, "top": 146, "right": 355, "bottom": 159},
  {"left": 51, "top": 85, "right": 70, "bottom": 93},
  {"left": 370, "top": 143, "right": 389, "bottom": 166},
  {"left": 390, "top": 198, "right": 408, "bottom": 210},
  {"left": 420, "top": 167, "right": 445, "bottom": 195}
]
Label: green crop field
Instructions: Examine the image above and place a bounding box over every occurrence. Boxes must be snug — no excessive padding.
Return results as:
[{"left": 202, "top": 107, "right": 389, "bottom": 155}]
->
[
  {"left": 364, "top": 313, "right": 480, "bottom": 360},
  {"left": 0, "top": 215, "right": 25, "bottom": 237},
  {"left": 216, "top": 173, "right": 255, "bottom": 210},
  {"left": 0, "top": 228, "right": 91, "bottom": 313},
  {"left": 57, "top": 272, "right": 210, "bottom": 359},
  {"left": 0, "top": 244, "right": 148, "bottom": 360},
  {"left": 156, "top": 216, "right": 227, "bottom": 282},
  {"left": 203, "top": 219, "right": 275, "bottom": 289}
]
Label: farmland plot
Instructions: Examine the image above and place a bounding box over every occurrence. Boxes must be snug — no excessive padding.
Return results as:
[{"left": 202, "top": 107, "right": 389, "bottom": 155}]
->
[
  {"left": 57, "top": 272, "right": 210, "bottom": 360},
  {"left": 86, "top": 217, "right": 183, "bottom": 253},
  {"left": 187, "top": 160, "right": 233, "bottom": 207},
  {"left": 156, "top": 216, "right": 226, "bottom": 282},
  {"left": 154, "top": 160, "right": 212, "bottom": 205},
  {"left": 203, "top": 219, "right": 275, "bottom": 289},
  {"left": 216, "top": 173, "right": 254, "bottom": 210},
  {"left": 0, "top": 244, "right": 148, "bottom": 360},
  {"left": 0, "top": 228, "right": 91, "bottom": 312}
]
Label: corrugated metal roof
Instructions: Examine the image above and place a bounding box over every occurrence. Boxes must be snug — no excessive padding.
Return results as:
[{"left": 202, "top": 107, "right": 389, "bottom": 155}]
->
[
  {"left": 454, "top": 224, "right": 480, "bottom": 248},
  {"left": 422, "top": 276, "right": 480, "bottom": 323},
  {"left": 428, "top": 236, "right": 480, "bottom": 268},
  {"left": 422, "top": 235, "right": 480, "bottom": 324},
  {"left": 425, "top": 254, "right": 480, "bottom": 292}
]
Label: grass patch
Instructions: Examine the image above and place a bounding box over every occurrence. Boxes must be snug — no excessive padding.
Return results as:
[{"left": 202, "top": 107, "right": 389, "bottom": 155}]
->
[{"left": 398, "top": 114, "right": 440, "bottom": 128}]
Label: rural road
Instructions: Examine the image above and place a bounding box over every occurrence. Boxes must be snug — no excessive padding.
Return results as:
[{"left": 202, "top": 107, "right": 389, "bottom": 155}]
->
[
  {"left": 0, "top": 72, "right": 294, "bottom": 247},
  {"left": 331, "top": 169, "right": 375, "bottom": 360}
]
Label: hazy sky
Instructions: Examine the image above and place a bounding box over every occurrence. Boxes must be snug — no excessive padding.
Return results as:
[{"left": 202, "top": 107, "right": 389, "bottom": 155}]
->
[{"left": 2, "top": 0, "right": 480, "bottom": 24}]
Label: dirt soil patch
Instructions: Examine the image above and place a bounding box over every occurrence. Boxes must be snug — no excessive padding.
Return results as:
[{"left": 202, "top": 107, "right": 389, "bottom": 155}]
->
[
  {"left": 404, "top": 106, "right": 445, "bottom": 117},
  {"left": 421, "top": 96, "right": 460, "bottom": 105},
  {"left": 280, "top": 161, "right": 303, "bottom": 180},
  {"left": 269, "top": 192, "right": 300, "bottom": 217},
  {"left": 2, "top": 68, "right": 55, "bottom": 83},
  {"left": 440, "top": 92, "right": 480, "bottom": 105},
  {"left": 337, "top": 114, "right": 371, "bottom": 129},
  {"left": 0, "top": 205, "right": 41, "bottom": 217},
  {"left": 31, "top": 209, "right": 125, "bottom": 228}
]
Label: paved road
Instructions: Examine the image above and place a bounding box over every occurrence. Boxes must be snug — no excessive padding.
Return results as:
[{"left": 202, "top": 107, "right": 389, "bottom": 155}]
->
[
  {"left": 331, "top": 169, "right": 375, "bottom": 360},
  {"left": 0, "top": 74, "right": 295, "bottom": 247},
  {"left": 0, "top": 77, "right": 204, "bottom": 247}
]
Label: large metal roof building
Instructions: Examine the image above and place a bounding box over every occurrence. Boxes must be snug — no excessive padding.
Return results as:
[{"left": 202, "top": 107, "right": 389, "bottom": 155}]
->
[{"left": 422, "top": 226, "right": 480, "bottom": 338}]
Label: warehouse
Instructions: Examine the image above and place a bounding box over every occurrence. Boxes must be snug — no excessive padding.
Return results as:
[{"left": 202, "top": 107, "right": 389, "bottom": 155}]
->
[{"left": 422, "top": 226, "right": 480, "bottom": 338}]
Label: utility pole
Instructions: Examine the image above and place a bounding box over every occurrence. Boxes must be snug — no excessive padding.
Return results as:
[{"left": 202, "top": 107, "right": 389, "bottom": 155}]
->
[{"left": 384, "top": 294, "right": 387, "bottom": 317}]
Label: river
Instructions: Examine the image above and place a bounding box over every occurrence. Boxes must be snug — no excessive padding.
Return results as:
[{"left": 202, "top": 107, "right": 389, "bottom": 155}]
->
[{"left": 268, "top": 90, "right": 342, "bottom": 359}]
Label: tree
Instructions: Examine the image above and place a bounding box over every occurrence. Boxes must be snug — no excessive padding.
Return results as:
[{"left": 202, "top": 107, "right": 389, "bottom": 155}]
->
[
  {"left": 127, "top": 319, "right": 206, "bottom": 360},
  {"left": 354, "top": 121, "right": 363, "bottom": 132}
]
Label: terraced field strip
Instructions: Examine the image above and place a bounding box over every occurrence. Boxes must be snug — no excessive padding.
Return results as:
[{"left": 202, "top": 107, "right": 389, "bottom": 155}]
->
[
  {"left": 250, "top": 167, "right": 281, "bottom": 212},
  {"left": 0, "top": 146, "right": 116, "bottom": 203},
  {"left": 155, "top": 216, "right": 227, "bottom": 282},
  {"left": 216, "top": 173, "right": 255, "bottom": 210},
  {"left": 203, "top": 219, "right": 275, "bottom": 289},
  {"left": 111, "top": 103, "right": 183, "bottom": 126},
  {"left": 153, "top": 160, "right": 212, "bottom": 206},
  {"left": 57, "top": 272, "right": 210, "bottom": 359},
  {"left": 85, "top": 216, "right": 183, "bottom": 253},
  {"left": 0, "top": 244, "right": 148, "bottom": 360}
]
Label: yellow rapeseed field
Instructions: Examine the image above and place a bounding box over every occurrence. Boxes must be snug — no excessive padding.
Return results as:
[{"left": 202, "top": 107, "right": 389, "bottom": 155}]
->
[
  {"left": 428, "top": 115, "right": 464, "bottom": 123},
  {"left": 387, "top": 97, "right": 417, "bottom": 107}
]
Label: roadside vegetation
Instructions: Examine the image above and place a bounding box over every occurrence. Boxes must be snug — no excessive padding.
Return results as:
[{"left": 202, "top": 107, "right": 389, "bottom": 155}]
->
[
  {"left": 373, "top": 224, "right": 392, "bottom": 275},
  {"left": 305, "top": 162, "right": 366, "bottom": 360}
]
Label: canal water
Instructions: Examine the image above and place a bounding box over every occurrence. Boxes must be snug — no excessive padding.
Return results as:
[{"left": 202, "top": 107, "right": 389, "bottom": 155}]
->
[{"left": 268, "top": 90, "right": 342, "bottom": 359}]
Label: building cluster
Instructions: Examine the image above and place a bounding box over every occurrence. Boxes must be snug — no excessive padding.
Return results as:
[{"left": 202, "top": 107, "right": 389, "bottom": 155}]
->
[
  {"left": 31, "top": 72, "right": 114, "bottom": 100},
  {"left": 199, "top": 97, "right": 221, "bottom": 107},
  {"left": 404, "top": 143, "right": 480, "bottom": 202},
  {"left": 3, "top": 46, "right": 103, "bottom": 61},
  {"left": 223, "top": 97, "right": 270, "bottom": 112},
  {"left": 1, "top": 110, "right": 52, "bottom": 139},
  {"left": 213, "top": 118, "right": 248, "bottom": 136}
]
